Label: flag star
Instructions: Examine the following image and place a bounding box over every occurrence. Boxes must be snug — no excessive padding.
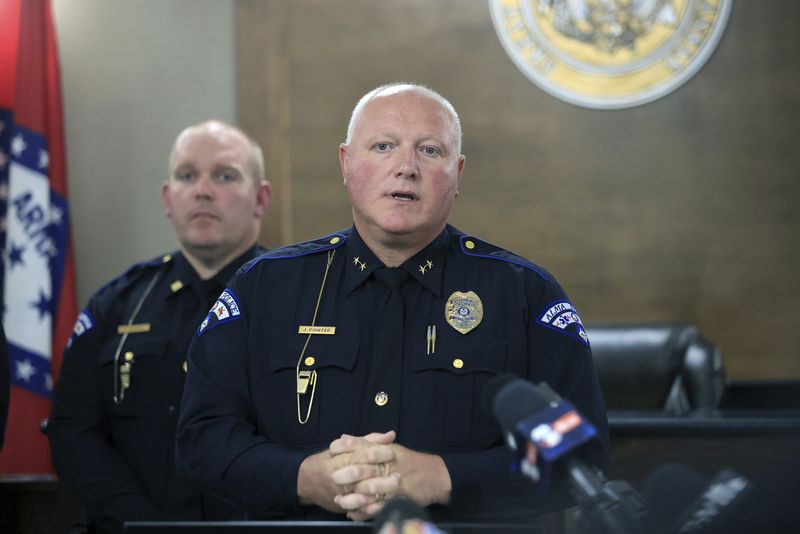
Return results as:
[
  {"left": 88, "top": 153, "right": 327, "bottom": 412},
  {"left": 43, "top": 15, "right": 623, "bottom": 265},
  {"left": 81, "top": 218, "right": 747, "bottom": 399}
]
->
[
  {"left": 8, "top": 241, "right": 26, "bottom": 268},
  {"left": 38, "top": 148, "right": 49, "bottom": 169},
  {"left": 11, "top": 134, "right": 27, "bottom": 157},
  {"left": 15, "top": 359, "right": 37, "bottom": 382},
  {"left": 0, "top": 149, "right": 7, "bottom": 169},
  {"left": 32, "top": 289, "right": 53, "bottom": 320},
  {"left": 50, "top": 205, "right": 63, "bottom": 225}
]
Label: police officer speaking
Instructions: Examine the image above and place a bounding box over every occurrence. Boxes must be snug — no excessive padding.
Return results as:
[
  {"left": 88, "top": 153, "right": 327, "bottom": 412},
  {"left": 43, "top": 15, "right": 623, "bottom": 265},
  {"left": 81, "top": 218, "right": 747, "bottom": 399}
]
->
[
  {"left": 47, "top": 120, "right": 271, "bottom": 533},
  {"left": 176, "top": 84, "right": 609, "bottom": 524}
]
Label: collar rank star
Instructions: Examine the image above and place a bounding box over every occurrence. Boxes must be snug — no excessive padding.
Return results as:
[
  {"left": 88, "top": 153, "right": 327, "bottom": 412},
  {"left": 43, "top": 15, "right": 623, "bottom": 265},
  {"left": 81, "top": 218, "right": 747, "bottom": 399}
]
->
[
  {"left": 445, "top": 291, "right": 484, "bottom": 334},
  {"left": 419, "top": 260, "right": 433, "bottom": 275},
  {"left": 353, "top": 256, "right": 366, "bottom": 271}
]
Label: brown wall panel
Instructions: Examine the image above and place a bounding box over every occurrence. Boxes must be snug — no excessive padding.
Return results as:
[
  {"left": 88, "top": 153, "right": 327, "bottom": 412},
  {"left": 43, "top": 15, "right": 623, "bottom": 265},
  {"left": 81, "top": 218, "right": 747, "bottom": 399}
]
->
[{"left": 238, "top": 0, "right": 800, "bottom": 380}]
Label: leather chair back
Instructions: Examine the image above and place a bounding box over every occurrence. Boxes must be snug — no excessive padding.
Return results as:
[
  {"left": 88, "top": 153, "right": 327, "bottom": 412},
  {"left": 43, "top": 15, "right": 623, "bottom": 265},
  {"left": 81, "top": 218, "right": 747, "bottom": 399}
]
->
[{"left": 586, "top": 323, "right": 724, "bottom": 414}]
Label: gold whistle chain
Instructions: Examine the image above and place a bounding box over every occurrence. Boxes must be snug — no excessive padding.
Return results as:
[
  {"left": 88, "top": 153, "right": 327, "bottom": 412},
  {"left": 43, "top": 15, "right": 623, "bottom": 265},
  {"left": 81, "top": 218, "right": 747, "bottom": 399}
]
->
[{"left": 296, "top": 249, "right": 335, "bottom": 424}]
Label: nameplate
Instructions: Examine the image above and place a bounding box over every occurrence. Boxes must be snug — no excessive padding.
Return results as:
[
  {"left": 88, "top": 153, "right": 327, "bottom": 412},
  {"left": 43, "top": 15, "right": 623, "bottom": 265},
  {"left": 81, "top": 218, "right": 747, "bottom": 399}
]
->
[
  {"left": 117, "top": 323, "right": 151, "bottom": 334},
  {"left": 298, "top": 325, "right": 336, "bottom": 335}
]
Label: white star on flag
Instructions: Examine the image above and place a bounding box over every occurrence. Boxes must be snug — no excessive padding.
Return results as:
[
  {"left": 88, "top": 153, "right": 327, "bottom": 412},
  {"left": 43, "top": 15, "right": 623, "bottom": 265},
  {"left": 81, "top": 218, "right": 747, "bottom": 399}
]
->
[
  {"left": 50, "top": 205, "right": 63, "bottom": 225},
  {"left": 11, "top": 133, "right": 27, "bottom": 157},
  {"left": 38, "top": 148, "right": 49, "bottom": 169},
  {"left": 15, "top": 359, "right": 37, "bottom": 382}
]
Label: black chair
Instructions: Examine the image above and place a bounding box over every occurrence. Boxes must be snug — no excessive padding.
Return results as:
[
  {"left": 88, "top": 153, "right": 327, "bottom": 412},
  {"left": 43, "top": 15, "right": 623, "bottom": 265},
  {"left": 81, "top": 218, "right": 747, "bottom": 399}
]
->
[{"left": 585, "top": 323, "right": 725, "bottom": 415}]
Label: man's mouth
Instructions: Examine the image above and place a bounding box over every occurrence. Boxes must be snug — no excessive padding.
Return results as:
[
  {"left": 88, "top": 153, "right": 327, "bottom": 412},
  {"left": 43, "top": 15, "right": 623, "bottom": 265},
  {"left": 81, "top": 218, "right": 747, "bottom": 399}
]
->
[{"left": 390, "top": 191, "right": 417, "bottom": 201}]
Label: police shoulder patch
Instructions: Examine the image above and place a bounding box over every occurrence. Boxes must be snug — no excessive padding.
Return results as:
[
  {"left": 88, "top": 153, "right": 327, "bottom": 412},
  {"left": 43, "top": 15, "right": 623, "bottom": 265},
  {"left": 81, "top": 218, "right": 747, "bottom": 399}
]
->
[
  {"left": 198, "top": 288, "right": 243, "bottom": 336},
  {"left": 67, "top": 310, "right": 94, "bottom": 349},
  {"left": 537, "top": 299, "right": 589, "bottom": 346}
]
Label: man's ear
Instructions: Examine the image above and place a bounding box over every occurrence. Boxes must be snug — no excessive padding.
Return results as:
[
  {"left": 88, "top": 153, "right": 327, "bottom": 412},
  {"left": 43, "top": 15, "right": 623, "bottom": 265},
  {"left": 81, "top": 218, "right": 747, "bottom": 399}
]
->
[
  {"left": 455, "top": 155, "right": 465, "bottom": 197},
  {"left": 254, "top": 180, "right": 272, "bottom": 217},
  {"left": 162, "top": 181, "right": 172, "bottom": 217},
  {"left": 339, "top": 143, "right": 350, "bottom": 187}
]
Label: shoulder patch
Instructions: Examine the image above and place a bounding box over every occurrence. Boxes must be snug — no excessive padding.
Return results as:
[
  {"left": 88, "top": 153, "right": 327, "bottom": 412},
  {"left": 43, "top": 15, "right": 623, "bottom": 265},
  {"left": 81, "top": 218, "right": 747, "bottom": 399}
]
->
[
  {"left": 66, "top": 310, "right": 94, "bottom": 349},
  {"left": 198, "top": 288, "right": 243, "bottom": 336},
  {"left": 245, "top": 232, "right": 347, "bottom": 273},
  {"left": 536, "top": 299, "right": 590, "bottom": 346},
  {"left": 458, "top": 235, "right": 551, "bottom": 281}
]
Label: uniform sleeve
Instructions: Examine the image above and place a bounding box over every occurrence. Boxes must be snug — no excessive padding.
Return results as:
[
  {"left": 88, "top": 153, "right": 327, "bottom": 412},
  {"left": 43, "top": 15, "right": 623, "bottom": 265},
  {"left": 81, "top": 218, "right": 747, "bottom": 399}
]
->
[
  {"left": 440, "top": 274, "right": 610, "bottom": 520},
  {"left": 175, "top": 274, "right": 308, "bottom": 517},
  {"left": 527, "top": 279, "right": 611, "bottom": 474},
  {"left": 47, "top": 296, "right": 163, "bottom": 526}
]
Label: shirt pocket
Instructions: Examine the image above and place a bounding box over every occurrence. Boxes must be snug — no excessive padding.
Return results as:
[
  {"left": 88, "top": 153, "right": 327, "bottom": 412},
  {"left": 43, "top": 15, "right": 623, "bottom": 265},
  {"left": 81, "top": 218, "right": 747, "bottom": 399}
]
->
[
  {"left": 411, "top": 332, "right": 506, "bottom": 448},
  {"left": 266, "top": 333, "right": 360, "bottom": 445},
  {"left": 98, "top": 335, "right": 170, "bottom": 418}
]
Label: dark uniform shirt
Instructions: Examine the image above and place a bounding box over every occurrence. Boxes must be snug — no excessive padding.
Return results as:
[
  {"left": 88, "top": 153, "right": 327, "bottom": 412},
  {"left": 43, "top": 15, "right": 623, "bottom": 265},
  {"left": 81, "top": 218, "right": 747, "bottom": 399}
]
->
[
  {"left": 48, "top": 246, "right": 264, "bottom": 533},
  {"left": 176, "top": 226, "right": 609, "bottom": 523}
]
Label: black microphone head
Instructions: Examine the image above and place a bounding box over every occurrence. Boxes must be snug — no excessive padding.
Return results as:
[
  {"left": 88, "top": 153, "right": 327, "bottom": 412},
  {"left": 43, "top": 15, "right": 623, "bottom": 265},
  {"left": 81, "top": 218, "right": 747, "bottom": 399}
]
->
[
  {"left": 481, "top": 374, "right": 518, "bottom": 416},
  {"left": 644, "top": 463, "right": 707, "bottom": 529},
  {"left": 482, "top": 374, "right": 552, "bottom": 431},
  {"left": 372, "top": 495, "right": 430, "bottom": 533},
  {"left": 646, "top": 464, "right": 753, "bottom": 534}
]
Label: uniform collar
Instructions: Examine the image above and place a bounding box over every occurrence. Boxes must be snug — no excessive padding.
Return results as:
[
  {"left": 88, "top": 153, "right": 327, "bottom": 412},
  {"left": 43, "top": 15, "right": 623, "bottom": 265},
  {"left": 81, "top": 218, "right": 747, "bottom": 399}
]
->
[
  {"left": 343, "top": 226, "right": 449, "bottom": 297},
  {"left": 165, "top": 246, "right": 262, "bottom": 299}
]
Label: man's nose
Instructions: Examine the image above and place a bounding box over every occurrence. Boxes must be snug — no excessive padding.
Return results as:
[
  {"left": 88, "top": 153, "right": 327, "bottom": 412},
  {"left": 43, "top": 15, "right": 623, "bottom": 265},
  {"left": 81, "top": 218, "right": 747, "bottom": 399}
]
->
[
  {"left": 193, "top": 174, "right": 214, "bottom": 198},
  {"left": 395, "top": 146, "right": 418, "bottom": 179}
]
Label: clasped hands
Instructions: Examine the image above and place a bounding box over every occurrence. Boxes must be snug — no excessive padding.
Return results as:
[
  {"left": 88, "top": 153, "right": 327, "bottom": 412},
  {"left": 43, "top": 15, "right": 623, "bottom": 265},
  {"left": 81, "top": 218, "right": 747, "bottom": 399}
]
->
[{"left": 297, "top": 430, "right": 451, "bottom": 521}]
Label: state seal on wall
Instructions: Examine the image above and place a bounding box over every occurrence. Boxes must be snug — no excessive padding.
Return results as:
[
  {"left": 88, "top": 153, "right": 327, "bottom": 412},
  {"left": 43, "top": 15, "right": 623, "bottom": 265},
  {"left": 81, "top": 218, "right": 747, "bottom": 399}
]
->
[{"left": 489, "top": 0, "right": 732, "bottom": 109}]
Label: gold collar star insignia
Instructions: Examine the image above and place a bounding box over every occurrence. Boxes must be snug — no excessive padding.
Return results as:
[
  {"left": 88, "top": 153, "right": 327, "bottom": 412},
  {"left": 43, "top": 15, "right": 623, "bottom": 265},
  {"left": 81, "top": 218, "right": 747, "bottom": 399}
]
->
[
  {"left": 353, "top": 256, "right": 366, "bottom": 271},
  {"left": 418, "top": 260, "right": 434, "bottom": 275}
]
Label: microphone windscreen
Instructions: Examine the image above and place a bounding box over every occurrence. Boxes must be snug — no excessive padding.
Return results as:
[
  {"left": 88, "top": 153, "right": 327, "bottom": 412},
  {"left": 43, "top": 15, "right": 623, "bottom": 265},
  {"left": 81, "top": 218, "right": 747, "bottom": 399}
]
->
[
  {"left": 373, "top": 495, "right": 431, "bottom": 533},
  {"left": 483, "top": 375, "right": 552, "bottom": 430},
  {"left": 643, "top": 463, "right": 706, "bottom": 528},
  {"left": 480, "top": 373, "right": 518, "bottom": 415}
]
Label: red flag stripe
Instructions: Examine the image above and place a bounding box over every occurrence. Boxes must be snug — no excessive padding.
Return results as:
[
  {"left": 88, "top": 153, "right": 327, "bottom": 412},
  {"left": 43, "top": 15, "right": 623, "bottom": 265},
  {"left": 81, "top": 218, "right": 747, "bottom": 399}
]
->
[{"left": 0, "top": 0, "right": 77, "bottom": 476}]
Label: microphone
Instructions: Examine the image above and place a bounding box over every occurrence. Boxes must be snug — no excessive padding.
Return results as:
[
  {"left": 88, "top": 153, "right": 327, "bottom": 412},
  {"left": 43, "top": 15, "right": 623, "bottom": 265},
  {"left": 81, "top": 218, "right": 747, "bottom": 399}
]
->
[
  {"left": 482, "top": 374, "right": 654, "bottom": 534},
  {"left": 372, "top": 495, "right": 446, "bottom": 534},
  {"left": 481, "top": 374, "right": 598, "bottom": 476},
  {"left": 645, "top": 464, "right": 752, "bottom": 534}
]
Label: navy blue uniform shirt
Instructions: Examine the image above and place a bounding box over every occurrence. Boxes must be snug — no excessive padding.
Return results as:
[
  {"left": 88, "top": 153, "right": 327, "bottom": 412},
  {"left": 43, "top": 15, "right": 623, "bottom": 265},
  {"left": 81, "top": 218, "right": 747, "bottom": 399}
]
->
[
  {"left": 48, "top": 246, "right": 263, "bottom": 533},
  {"left": 176, "top": 226, "right": 609, "bottom": 522}
]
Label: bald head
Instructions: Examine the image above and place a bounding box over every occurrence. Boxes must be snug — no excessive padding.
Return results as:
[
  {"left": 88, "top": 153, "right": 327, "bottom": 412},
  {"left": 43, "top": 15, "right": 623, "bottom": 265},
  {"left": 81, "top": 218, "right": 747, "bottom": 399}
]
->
[
  {"left": 345, "top": 83, "right": 463, "bottom": 155},
  {"left": 169, "top": 120, "right": 265, "bottom": 184}
]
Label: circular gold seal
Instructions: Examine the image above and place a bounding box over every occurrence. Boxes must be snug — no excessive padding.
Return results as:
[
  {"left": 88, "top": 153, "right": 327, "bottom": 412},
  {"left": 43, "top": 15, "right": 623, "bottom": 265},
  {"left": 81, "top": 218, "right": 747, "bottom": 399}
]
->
[{"left": 489, "top": 0, "right": 732, "bottom": 109}]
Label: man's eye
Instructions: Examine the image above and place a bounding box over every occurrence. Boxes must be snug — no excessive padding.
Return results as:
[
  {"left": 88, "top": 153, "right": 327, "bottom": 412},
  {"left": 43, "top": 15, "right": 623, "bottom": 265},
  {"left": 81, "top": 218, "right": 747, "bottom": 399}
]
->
[
  {"left": 215, "top": 171, "right": 240, "bottom": 182},
  {"left": 178, "top": 172, "right": 194, "bottom": 182},
  {"left": 374, "top": 143, "right": 391, "bottom": 152},
  {"left": 422, "top": 146, "right": 441, "bottom": 156}
]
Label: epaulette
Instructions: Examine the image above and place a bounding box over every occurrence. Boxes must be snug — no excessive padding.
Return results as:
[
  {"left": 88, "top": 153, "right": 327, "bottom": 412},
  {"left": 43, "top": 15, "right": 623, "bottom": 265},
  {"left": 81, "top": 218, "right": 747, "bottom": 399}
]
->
[
  {"left": 245, "top": 232, "right": 347, "bottom": 273},
  {"left": 96, "top": 252, "right": 174, "bottom": 295},
  {"left": 457, "top": 234, "right": 552, "bottom": 282}
]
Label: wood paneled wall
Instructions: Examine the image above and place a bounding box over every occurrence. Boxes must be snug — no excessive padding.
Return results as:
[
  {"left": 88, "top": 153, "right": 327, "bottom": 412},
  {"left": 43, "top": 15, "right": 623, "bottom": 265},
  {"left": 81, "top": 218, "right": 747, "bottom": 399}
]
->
[{"left": 238, "top": 0, "right": 800, "bottom": 379}]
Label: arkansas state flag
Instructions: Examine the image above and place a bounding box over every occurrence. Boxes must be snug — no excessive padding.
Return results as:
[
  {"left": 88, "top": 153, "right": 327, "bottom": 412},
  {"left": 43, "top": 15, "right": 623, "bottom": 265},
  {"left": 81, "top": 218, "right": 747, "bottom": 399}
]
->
[{"left": 0, "top": 0, "right": 77, "bottom": 474}]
